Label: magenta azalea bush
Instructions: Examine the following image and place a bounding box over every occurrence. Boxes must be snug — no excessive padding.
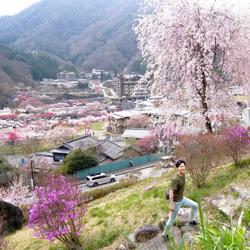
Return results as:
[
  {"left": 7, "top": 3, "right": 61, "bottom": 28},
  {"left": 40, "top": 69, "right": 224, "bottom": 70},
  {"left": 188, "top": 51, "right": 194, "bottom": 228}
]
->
[
  {"left": 224, "top": 125, "right": 250, "bottom": 166},
  {"left": 29, "top": 175, "right": 86, "bottom": 248}
]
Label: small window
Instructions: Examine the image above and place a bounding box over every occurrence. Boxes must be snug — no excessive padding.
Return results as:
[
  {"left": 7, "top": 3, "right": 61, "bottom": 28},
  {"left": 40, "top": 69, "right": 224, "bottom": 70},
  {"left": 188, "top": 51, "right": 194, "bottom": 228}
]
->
[
  {"left": 54, "top": 154, "right": 65, "bottom": 162},
  {"left": 90, "top": 172, "right": 101, "bottom": 176},
  {"left": 92, "top": 175, "right": 105, "bottom": 180}
]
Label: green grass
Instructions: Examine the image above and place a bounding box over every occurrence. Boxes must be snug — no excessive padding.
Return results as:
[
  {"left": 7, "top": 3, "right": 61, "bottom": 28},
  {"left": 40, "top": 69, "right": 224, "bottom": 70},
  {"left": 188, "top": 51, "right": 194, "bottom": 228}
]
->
[
  {"left": 83, "top": 228, "right": 121, "bottom": 250},
  {"left": 89, "top": 207, "right": 110, "bottom": 219},
  {"left": 237, "top": 157, "right": 250, "bottom": 168},
  {"left": 125, "top": 138, "right": 137, "bottom": 146},
  {"left": 85, "top": 178, "right": 139, "bottom": 201},
  {"left": 91, "top": 122, "right": 105, "bottom": 131},
  {"left": 232, "top": 191, "right": 240, "bottom": 199},
  {"left": 187, "top": 161, "right": 249, "bottom": 203},
  {"left": 142, "top": 186, "right": 163, "bottom": 199},
  {"left": 4, "top": 228, "right": 54, "bottom": 250},
  {"left": 243, "top": 202, "right": 250, "bottom": 227},
  {"left": 0, "top": 142, "right": 52, "bottom": 155}
]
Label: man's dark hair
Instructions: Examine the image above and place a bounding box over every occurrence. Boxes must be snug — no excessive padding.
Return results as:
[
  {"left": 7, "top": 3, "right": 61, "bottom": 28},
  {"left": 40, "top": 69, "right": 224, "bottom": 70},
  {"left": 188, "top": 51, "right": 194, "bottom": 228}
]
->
[{"left": 176, "top": 160, "right": 186, "bottom": 168}]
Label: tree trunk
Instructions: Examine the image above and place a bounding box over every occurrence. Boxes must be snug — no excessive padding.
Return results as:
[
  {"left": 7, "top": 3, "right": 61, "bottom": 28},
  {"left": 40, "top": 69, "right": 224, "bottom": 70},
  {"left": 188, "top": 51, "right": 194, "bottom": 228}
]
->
[
  {"left": 200, "top": 87, "right": 213, "bottom": 133},
  {"left": 196, "top": 46, "right": 213, "bottom": 133}
]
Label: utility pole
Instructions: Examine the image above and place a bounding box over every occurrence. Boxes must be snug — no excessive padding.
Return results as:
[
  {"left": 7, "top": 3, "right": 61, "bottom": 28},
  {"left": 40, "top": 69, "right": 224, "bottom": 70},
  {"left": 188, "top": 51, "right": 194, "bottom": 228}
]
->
[
  {"left": 30, "top": 156, "right": 35, "bottom": 189},
  {"left": 66, "top": 106, "right": 69, "bottom": 125}
]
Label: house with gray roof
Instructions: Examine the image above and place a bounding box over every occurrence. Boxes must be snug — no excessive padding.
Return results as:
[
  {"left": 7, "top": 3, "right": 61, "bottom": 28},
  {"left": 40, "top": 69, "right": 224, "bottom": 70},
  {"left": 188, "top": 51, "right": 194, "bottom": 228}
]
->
[
  {"left": 32, "top": 135, "right": 142, "bottom": 171},
  {"left": 100, "top": 140, "right": 125, "bottom": 160},
  {"left": 49, "top": 135, "right": 101, "bottom": 162}
]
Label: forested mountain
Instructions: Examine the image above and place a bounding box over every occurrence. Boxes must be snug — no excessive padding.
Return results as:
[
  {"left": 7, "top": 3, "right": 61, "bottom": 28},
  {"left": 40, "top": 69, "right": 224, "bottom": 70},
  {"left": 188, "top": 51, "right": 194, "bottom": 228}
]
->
[
  {"left": 0, "top": 44, "right": 74, "bottom": 83},
  {"left": 0, "top": 0, "right": 140, "bottom": 73}
]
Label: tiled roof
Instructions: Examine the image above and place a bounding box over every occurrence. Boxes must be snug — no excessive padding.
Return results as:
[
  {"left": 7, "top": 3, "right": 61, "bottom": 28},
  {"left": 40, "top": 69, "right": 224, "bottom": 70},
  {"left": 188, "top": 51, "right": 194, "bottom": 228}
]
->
[
  {"left": 122, "top": 129, "right": 151, "bottom": 139},
  {"left": 100, "top": 140, "right": 124, "bottom": 160}
]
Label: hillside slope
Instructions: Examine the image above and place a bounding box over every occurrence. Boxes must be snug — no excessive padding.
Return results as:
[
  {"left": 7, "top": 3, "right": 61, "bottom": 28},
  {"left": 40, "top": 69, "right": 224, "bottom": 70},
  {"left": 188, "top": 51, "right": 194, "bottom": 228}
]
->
[{"left": 5, "top": 157, "right": 250, "bottom": 249}]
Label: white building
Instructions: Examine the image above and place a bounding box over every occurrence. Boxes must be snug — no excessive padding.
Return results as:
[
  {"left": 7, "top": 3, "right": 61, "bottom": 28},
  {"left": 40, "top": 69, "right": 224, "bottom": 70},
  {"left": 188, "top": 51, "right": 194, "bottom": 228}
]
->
[{"left": 243, "top": 108, "right": 250, "bottom": 127}]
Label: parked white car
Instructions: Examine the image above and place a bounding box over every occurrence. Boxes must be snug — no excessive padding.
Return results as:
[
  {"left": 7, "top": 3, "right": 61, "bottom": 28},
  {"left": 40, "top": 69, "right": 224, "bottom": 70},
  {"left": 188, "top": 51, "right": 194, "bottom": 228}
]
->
[{"left": 86, "top": 172, "right": 116, "bottom": 187}]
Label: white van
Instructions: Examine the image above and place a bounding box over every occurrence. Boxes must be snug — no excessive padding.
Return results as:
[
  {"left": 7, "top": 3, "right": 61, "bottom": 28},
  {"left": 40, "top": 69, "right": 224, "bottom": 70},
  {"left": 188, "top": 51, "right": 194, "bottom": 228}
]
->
[{"left": 86, "top": 172, "right": 116, "bottom": 187}]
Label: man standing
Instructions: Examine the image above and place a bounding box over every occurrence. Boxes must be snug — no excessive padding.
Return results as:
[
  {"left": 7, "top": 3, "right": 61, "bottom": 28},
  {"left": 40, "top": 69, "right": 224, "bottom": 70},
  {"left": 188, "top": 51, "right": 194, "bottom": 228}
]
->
[
  {"left": 129, "top": 160, "right": 133, "bottom": 167},
  {"left": 162, "top": 160, "right": 198, "bottom": 241}
]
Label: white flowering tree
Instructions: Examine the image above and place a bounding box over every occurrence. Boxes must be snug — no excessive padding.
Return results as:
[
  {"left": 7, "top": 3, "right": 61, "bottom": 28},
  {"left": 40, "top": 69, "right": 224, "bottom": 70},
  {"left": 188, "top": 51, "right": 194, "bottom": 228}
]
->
[
  {"left": 0, "top": 176, "right": 32, "bottom": 206},
  {"left": 134, "top": 0, "right": 250, "bottom": 132}
]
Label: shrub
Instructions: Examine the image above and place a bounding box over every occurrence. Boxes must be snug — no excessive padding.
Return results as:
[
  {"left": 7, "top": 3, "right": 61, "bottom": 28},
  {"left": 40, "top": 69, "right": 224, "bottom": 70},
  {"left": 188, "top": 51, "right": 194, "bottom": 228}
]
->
[
  {"left": 6, "top": 131, "right": 20, "bottom": 145},
  {"left": 223, "top": 125, "right": 250, "bottom": 167},
  {"left": 61, "top": 149, "right": 98, "bottom": 174},
  {"left": 137, "top": 135, "right": 157, "bottom": 154},
  {"left": 175, "top": 133, "right": 224, "bottom": 187},
  {"left": 0, "top": 156, "right": 13, "bottom": 174},
  {"left": 238, "top": 157, "right": 250, "bottom": 168},
  {"left": 28, "top": 175, "right": 87, "bottom": 249}
]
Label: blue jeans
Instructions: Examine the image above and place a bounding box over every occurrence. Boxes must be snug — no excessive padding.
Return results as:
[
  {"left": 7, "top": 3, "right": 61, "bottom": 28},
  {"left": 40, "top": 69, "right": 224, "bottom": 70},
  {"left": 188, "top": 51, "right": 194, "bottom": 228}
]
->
[{"left": 163, "top": 197, "right": 198, "bottom": 235}]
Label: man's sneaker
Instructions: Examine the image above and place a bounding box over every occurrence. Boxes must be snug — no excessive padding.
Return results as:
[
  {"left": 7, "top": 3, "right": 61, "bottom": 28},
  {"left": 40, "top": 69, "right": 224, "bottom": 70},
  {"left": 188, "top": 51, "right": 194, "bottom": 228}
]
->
[
  {"left": 162, "top": 234, "right": 169, "bottom": 241},
  {"left": 189, "top": 220, "right": 198, "bottom": 226}
]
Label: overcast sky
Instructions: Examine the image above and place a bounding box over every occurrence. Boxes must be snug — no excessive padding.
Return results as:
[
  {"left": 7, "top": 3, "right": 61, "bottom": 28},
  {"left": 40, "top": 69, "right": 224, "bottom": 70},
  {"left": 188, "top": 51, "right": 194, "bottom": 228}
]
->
[
  {"left": 0, "top": 0, "right": 41, "bottom": 16},
  {"left": 0, "top": 0, "right": 249, "bottom": 16}
]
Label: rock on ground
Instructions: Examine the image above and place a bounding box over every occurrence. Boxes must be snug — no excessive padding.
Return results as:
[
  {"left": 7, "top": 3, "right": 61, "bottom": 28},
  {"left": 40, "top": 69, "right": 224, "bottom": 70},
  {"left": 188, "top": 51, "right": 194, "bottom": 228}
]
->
[
  {"left": 134, "top": 208, "right": 199, "bottom": 249},
  {"left": 0, "top": 200, "right": 24, "bottom": 235},
  {"left": 135, "top": 224, "right": 160, "bottom": 242},
  {"left": 210, "top": 185, "right": 250, "bottom": 218}
]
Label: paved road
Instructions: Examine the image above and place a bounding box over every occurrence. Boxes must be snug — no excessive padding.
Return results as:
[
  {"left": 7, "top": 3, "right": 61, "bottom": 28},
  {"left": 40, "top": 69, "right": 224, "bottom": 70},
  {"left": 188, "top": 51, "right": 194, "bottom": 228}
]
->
[{"left": 79, "top": 161, "right": 171, "bottom": 192}]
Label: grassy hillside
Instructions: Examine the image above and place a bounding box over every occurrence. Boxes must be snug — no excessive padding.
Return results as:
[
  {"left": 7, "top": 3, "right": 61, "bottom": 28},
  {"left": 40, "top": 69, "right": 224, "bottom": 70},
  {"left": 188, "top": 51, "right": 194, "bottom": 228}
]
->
[{"left": 5, "top": 157, "right": 250, "bottom": 250}]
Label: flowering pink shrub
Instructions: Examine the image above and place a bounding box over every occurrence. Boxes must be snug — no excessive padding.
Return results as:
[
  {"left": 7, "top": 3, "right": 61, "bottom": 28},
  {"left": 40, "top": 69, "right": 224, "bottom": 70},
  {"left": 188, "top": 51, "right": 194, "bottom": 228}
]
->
[
  {"left": 0, "top": 114, "right": 17, "bottom": 120},
  {"left": 223, "top": 125, "right": 250, "bottom": 166},
  {"left": 17, "top": 94, "right": 42, "bottom": 108},
  {"left": 176, "top": 133, "right": 225, "bottom": 187},
  {"left": 137, "top": 135, "right": 157, "bottom": 154},
  {"left": 33, "top": 112, "right": 55, "bottom": 119},
  {"left": 29, "top": 175, "right": 86, "bottom": 248},
  {"left": 6, "top": 131, "right": 20, "bottom": 145}
]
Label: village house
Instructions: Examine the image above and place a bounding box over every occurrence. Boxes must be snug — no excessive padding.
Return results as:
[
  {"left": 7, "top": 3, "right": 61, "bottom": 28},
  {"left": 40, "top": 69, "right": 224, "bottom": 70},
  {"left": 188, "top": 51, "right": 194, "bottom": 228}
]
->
[
  {"left": 50, "top": 135, "right": 101, "bottom": 162},
  {"left": 108, "top": 110, "right": 145, "bottom": 134},
  {"left": 32, "top": 135, "right": 141, "bottom": 171},
  {"left": 116, "top": 75, "right": 142, "bottom": 98},
  {"left": 57, "top": 71, "right": 77, "bottom": 81}
]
